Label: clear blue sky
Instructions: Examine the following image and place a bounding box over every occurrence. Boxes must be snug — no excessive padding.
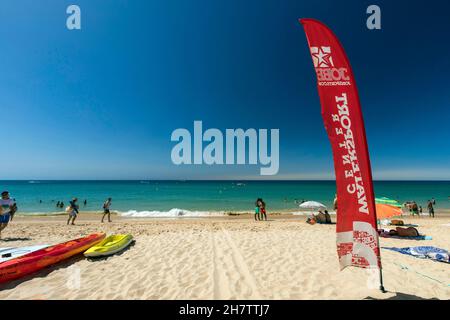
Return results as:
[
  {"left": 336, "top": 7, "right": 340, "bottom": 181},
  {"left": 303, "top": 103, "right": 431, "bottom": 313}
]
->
[{"left": 1, "top": 0, "right": 449, "bottom": 180}]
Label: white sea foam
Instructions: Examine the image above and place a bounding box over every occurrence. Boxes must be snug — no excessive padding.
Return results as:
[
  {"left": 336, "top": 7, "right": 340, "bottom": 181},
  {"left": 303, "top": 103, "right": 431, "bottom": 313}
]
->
[
  {"left": 118, "top": 208, "right": 225, "bottom": 218},
  {"left": 17, "top": 211, "right": 66, "bottom": 216},
  {"left": 292, "top": 211, "right": 336, "bottom": 216}
]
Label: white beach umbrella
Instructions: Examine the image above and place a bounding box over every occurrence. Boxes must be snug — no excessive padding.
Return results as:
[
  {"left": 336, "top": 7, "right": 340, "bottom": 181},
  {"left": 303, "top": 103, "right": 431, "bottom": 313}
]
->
[{"left": 299, "top": 201, "right": 327, "bottom": 210}]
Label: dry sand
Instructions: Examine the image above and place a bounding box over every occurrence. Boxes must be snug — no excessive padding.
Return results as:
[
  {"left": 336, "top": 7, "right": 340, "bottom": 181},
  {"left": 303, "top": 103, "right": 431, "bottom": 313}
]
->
[{"left": 0, "top": 213, "right": 449, "bottom": 300}]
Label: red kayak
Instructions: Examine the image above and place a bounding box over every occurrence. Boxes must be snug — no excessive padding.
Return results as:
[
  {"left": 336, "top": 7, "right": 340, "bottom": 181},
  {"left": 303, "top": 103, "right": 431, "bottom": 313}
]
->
[{"left": 0, "top": 233, "right": 105, "bottom": 284}]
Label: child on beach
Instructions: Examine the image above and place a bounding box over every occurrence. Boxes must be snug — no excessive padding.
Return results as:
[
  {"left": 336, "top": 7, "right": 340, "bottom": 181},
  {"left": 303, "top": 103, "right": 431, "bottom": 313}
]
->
[
  {"left": 102, "top": 197, "right": 112, "bottom": 223},
  {"left": 0, "top": 191, "right": 17, "bottom": 240},
  {"left": 66, "top": 198, "right": 79, "bottom": 225}
]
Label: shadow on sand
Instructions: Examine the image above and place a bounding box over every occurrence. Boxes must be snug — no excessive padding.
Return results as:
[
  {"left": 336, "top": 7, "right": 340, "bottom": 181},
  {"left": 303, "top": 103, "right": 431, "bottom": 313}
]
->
[
  {"left": 0, "top": 254, "right": 86, "bottom": 291},
  {"left": 365, "top": 292, "right": 440, "bottom": 300},
  {"left": 0, "top": 237, "right": 32, "bottom": 242}
]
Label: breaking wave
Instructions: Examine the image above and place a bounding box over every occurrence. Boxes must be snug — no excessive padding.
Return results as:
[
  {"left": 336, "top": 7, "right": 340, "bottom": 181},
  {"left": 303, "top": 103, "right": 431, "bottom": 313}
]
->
[{"left": 118, "top": 208, "right": 225, "bottom": 218}]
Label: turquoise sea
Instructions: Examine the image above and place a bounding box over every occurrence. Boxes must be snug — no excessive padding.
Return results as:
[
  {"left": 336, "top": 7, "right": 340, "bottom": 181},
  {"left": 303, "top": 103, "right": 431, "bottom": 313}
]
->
[{"left": 1, "top": 180, "right": 449, "bottom": 217}]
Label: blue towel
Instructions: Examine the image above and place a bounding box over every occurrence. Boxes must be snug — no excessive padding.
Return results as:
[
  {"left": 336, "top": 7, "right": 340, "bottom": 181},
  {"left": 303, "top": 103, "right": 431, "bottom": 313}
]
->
[{"left": 383, "top": 246, "right": 449, "bottom": 263}]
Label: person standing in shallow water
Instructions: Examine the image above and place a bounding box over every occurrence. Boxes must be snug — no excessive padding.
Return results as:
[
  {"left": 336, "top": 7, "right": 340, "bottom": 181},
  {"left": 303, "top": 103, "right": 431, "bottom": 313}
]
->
[
  {"left": 427, "top": 200, "right": 435, "bottom": 218},
  {"left": 102, "top": 197, "right": 112, "bottom": 223}
]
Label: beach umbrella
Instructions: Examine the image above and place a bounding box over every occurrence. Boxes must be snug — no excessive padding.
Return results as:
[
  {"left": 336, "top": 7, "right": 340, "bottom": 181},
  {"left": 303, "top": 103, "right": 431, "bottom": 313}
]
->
[
  {"left": 375, "top": 203, "right": 403, "bottom": 219},
  {"left": 375, "top": 197, "right": 402, "bottom": 208},
  {"left": 299, "top": 201, "right": 327, "bottom": 210}
]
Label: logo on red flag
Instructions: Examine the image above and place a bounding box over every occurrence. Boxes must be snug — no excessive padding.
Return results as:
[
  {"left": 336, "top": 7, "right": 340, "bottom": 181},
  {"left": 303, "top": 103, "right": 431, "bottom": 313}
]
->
[
  {"left": 310, "top": 46, "right": 334, "bottom": 67},
  {"left": 309, "top": 45, "right": 351, "bottom": 87}
]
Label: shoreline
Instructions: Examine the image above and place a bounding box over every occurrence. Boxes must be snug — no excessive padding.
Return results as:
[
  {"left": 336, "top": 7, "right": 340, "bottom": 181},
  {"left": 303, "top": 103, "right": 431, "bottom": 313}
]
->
[{"left": 13, "top": 208, "right": 450, "bottom": 218}]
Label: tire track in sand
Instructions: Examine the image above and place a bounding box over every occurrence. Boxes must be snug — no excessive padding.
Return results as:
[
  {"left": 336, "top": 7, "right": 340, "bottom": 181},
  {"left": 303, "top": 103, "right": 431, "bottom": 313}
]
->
[{"left": 212, "top": 226, "right": 262, "bottom": 299}]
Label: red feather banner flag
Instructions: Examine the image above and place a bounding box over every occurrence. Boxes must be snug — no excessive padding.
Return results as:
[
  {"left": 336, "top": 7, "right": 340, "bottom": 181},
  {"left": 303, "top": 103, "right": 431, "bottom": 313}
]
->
[{"left": 299, "top": 19, "right": 383, "bottom": 283}]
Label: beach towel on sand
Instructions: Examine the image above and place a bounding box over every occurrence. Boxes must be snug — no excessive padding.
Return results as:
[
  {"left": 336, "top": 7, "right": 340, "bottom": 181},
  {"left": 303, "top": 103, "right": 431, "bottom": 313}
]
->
[{"left": 383, "top": 246, "right": 449, "bottom": 263}]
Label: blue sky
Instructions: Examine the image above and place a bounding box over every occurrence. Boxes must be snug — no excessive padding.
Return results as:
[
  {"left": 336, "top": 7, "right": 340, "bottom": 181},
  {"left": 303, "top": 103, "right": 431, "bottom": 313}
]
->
[{"left": 1, "top": 0, "right": 449, "bottom": 180}]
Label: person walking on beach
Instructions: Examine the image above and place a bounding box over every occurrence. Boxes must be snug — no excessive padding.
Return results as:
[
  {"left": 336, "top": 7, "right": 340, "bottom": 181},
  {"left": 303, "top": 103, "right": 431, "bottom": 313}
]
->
[
  {"left": 0, "top": 191, "right": 17, "bottom": 239},
  {"left": 427, "top": 200, "right": 435, "bottom": 218},
  {"left": 66, "top": 198, "right": 79, "bottom": 225},
  {"left": 101, "top": 197, "right": 112, "bottom": 223}
]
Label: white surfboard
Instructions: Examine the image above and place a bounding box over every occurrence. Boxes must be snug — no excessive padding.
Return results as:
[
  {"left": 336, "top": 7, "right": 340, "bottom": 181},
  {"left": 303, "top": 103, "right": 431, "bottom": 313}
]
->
[{"left": 0, "top": 245, "right": 49, "bottom": 263}]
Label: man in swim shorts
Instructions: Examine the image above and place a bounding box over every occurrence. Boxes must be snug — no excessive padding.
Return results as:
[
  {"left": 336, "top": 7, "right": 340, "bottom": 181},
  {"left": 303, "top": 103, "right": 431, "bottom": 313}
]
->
[{"left": 102, "top": 197, "right": 112, "bottom": 223}]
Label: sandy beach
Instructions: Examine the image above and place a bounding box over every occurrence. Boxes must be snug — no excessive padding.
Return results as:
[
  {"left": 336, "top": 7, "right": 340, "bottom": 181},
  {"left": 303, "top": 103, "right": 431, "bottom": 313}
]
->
[{"left": 0, "top": 212, "right": 448, "bottom": 300}]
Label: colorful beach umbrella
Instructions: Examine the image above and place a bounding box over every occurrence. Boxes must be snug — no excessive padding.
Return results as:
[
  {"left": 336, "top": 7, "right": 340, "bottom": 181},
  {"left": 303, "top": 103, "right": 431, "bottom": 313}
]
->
[
  {"left": 375, "top": 203, "right": 403, "bottom": 219},
  {"left": 299, "top": 201, "right": 327, "bottom": 210},
  {"left": 375, "top": 197, "right": 402, "bottom": 208}
]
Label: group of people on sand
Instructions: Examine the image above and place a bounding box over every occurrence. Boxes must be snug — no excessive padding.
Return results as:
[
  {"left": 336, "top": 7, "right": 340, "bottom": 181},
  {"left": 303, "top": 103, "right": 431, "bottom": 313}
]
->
[
  {"left": 254, "top": 198, "right": 267, "bottom": 221},
  {"left": 66, "top": 197, "right": 113, "bottom": 225},
  {"left": 404, "top": 198, "right": 436, "bottom": 218},
  {"left": 0, "top": 191, "right": 115, "bottom": 238},
  {"left": 305, "top": 194, "right": 336, "bottom": 225},
  {"left": 306, "top": 209, "right": 332, "bottom": 225}
]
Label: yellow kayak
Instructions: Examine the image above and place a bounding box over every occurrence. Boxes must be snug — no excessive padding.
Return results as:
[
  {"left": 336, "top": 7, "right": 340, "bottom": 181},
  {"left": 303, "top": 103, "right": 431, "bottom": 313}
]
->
[{"left": 84, "top": 234, "right": 133, "bottom": 258}]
